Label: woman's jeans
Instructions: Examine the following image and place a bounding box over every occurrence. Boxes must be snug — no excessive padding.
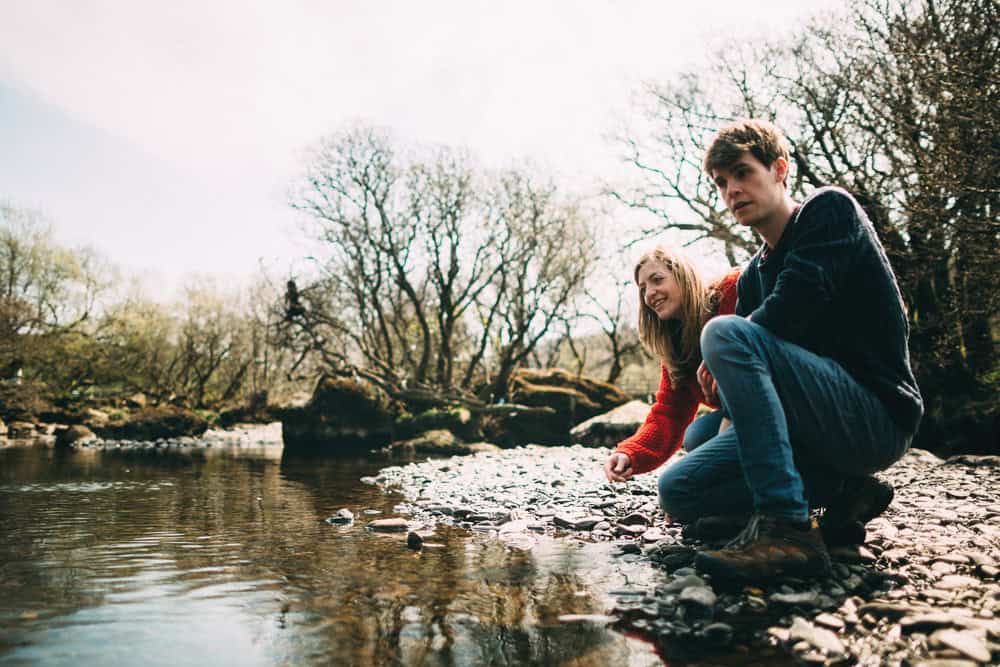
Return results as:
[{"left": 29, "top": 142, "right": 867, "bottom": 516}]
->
[{"left": 658, "top": 316, "right": 910, "bottom": 524}]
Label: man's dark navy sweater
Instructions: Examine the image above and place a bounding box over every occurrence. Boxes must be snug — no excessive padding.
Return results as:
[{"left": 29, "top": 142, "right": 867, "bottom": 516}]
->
[{"left": 735, "top": 186, "right": 923, "bottom": 435}]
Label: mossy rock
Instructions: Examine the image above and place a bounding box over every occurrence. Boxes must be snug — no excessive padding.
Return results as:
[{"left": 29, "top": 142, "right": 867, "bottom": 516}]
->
[
  {"left": 915, "top": 397, "right": 1000, "bottom": 457},
  {"left": 218, "top": 404, "right": 276, "bottom": 428},
  {"left": 394, "top": 407, "right": 478, "bottom": 440},
  {"left": 0, "top": 381, "right": 54, "bottom": 422},
  {"left": 54, "top": 424, "right": 97, "bottom": 448},
  {"left": 280, "top": 375, "right": 398, "bottom": 452},
  {"left": 386, "top": 429, "right": 500, "bottom": 456},
  {"left": 492, "top": 368, "right": 631, "bottom": 446},
  {"left": 217, "top": 392, "right": 276, "bottom": 428},
  {"left": 308, "top": 375, "right": 395, "bottom": 424},
  {"left": 510, "top": 368, "right": 629, "bottom": 410},
  {"left": 97, "top": 405, "right": 209, "bottom": 441}
]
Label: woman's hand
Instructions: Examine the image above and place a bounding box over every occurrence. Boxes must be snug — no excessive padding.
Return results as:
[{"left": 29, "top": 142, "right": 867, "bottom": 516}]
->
[
  {"left": 697, "top": 361, "right": 720, "bottom": 406},
  {"left": 604, "top": 452, "right": 634, "bottom": 483}
]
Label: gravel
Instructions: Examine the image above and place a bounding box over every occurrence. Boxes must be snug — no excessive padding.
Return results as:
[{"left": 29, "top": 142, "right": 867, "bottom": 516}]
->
[{"left": 374, "top": 445, "right": 1000, "bottom": 665}]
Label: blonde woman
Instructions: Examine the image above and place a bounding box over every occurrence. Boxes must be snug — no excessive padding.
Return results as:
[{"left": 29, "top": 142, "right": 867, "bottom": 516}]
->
[{"left": 603, "top": 246, "right": 739, "bottom": 523}]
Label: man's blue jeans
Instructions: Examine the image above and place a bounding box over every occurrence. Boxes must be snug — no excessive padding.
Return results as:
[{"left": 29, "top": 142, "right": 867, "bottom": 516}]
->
[{"left": 658, "top": 315, "right": 910, "bottom": 524}]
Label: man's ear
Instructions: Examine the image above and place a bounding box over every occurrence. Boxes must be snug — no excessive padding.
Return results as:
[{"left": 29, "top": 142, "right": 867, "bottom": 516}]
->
[{"left": 773, "top": 157, "right": 789, "bottom": 188}]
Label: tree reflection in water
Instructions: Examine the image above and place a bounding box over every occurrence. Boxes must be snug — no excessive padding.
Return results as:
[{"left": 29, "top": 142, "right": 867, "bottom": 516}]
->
[{"left": 0, "top": 444, "right": 662, "bottom": 666}]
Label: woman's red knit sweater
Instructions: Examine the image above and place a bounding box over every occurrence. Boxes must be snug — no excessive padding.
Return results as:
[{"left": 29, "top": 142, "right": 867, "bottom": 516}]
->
[{"left": 614, "top": 269, "right": 740, "bottom": 475}]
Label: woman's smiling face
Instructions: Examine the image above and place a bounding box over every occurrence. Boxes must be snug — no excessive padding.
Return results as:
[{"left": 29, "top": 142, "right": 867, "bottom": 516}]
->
[{"left": 637, "top": 258, "right": 682, "bottom": 322}]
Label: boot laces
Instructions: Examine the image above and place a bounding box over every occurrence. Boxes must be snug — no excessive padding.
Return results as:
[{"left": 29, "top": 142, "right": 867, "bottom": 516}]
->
[{"left": 724, "top": 513, "right": 769, "bottom": 549}]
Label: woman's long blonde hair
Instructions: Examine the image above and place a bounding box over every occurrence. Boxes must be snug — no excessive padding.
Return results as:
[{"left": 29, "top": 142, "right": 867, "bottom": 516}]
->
[{"left": 635, "top": 246, "right": 719, "bottom": 384}]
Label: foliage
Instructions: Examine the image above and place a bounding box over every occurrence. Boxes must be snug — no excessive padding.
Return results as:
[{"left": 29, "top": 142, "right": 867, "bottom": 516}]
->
[{"left": 0, "top": 203, "right": 301, "bottom": 414}]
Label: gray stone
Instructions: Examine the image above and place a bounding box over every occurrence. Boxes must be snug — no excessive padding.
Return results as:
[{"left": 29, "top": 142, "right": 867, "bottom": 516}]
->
[
  {"left": 789, "top": 616, "right": 847, "bottom": 656},
  {"left": 702, "top": 622, "right": 734, "bottom": 644},
  {"left": 406, "top": 531, "right": 423, "bottom": 549},
  {"left": 931, "top": 629, "right": 991, "bottom": 662},
  {"left": 619, "top": 512, "right": 651, "bottom": 526},
  {"left": 367, "top": 518, "right": 409, "bottom": 532},
  {"left": 679, "top": 585, "right": 717, "bottom": 610},
  {"left": 937, "top": 575, "right": 981, "bottom": 590},
  {"left": 658, "top": 574, "right": 708, "bottom": 595},
  {"left": 324, "top": 509, "right": 354, "bottom": 524},
  {"left": 553, "top": 515, "right": 604, "bottom": 530},
  {"left": 569, "top": 400, "right": 650, "bottom": 446}
]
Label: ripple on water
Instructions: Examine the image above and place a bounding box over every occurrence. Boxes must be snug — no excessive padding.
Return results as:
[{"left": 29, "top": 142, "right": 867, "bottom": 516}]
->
[{"left": 0, "top": 481, "right": 143, "bottom": 494}]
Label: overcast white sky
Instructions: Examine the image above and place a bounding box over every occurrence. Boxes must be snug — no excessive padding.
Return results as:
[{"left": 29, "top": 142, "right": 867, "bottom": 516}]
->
[{"left": 1, "top": 0, "right": 841, "bottom": 296}]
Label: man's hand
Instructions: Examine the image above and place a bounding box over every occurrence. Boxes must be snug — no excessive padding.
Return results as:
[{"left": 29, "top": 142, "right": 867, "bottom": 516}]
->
[
  {"left": 604, "top": 452, "right": 634, "bottom": 483},
  {"left": 697, "top": 361, "right": 720, "bottom": 405}
]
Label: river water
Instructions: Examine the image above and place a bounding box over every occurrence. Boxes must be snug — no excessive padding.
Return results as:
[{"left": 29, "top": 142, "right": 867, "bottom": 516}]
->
[{"left": 0, "top": 435, "right": 663, "bottom": 666}]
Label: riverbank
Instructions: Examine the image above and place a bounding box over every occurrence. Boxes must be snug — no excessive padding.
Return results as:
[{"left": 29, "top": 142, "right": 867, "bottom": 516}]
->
[{"left": 375, "top": 446, "right": 1000, "bottom": 665}]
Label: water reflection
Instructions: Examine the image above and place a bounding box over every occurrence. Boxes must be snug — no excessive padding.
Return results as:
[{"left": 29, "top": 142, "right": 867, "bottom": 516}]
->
[{"left": 0, "top": 444, "right": 662, "bottom": 665}]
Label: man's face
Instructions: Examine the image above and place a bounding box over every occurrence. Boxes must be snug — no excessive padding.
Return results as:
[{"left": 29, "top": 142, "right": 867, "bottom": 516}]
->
[{"left": 711, "top": 152, "right": 787, "bottom": 228}]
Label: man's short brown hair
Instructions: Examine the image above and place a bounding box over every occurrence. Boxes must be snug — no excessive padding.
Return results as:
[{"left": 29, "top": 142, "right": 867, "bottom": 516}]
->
[{"left": 703, "top": 118, "right": 791, "bottom": 183}]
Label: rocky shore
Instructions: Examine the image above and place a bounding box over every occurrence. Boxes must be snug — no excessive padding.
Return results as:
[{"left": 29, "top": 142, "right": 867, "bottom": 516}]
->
[
  {"left": 373, "top": 446, "right": 1000, "bottom": 665},
  {"left": 0, "top": 422, "right": 284, "bottom": 451}
]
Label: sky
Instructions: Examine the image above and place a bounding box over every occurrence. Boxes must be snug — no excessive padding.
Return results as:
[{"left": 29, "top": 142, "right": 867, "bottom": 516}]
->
[{"left": 0, "top": 0, "right": 842, "bottom": 298}]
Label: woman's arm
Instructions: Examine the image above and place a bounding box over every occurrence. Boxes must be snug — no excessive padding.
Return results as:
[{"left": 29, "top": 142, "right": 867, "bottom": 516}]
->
[{"left": 608, "top": 366, "right": 701, "bottom": 477}]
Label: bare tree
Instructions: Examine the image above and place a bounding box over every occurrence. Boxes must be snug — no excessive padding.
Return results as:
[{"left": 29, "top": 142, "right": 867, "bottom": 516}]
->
[{"left": 284, "top": 126, "right": 597, "bottom": 406}]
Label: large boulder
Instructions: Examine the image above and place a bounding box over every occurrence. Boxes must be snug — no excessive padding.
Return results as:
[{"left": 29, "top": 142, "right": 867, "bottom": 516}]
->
[
  {"left": 217, "top": 391, "right": 276, "bottom": 428},
  {"left": 54, "top": 424, "right": 97, "bottom": 448},
  {"left": 394, "top": 407, "right": 479, "bottom": 441},
  {"left": 83, "top": 408, "right": 111, "bottom": 430},
  {"left": 125, "top": 393, "right": 148, "bottom": 409},
  {"left": 97, "top": 405, "right": 208, "bottom": 441},
  {"left": 0, "top": 381, "right": 53, "bottom": 423},
  {"left": 491, "top": 368, "right": 631, "bottom": 446},
  {"left": 570, "top": 399, "right": 651, "bottom": 447},
  {"left": 279, "top": 375, "right": 398, "bottom": 452},
  {"left": 7, "top": 420, "right": 36, "bottom": 439}
]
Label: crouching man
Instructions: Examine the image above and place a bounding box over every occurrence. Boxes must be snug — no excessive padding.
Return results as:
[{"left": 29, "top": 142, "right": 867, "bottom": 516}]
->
[{"left": 659, "top": 119, "right": 923, "bottom": 581}]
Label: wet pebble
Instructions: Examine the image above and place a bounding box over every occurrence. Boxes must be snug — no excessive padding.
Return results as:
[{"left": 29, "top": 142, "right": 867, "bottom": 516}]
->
[
  {"left": 367, "top": 518, "right": 409, "bottom": 532},
  {"left": 406, "top": 531, "right": 423, "bottom": 550},
  {"left": 324, "top": 509, "right": 354, "bottom": 524}
]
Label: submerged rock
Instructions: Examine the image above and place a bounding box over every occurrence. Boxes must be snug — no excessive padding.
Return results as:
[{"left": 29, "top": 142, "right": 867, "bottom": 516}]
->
[
  {"left": 324, "top": 509, "right": 354, "bottom": 524},
  {"left": 367, "top": 518, "right": 409, "bottom": 533}
]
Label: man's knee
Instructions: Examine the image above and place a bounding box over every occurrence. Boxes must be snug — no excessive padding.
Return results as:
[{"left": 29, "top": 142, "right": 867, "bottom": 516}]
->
[
  {"left": 658, "top": 464, "right": 699, "bottom": 522},
  {"left": 701, "top": 314, "right": 757, "bottom": 365}
]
